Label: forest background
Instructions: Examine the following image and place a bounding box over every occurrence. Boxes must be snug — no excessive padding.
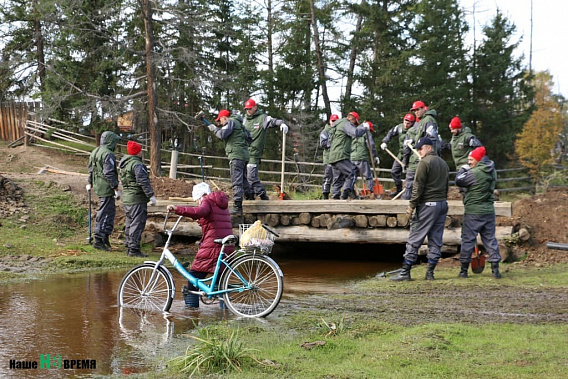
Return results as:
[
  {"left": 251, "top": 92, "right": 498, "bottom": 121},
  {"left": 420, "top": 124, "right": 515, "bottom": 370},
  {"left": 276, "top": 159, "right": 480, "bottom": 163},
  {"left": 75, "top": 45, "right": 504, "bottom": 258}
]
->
[{"left": 1, "top": 0, "right": 566, "bottom": 181}]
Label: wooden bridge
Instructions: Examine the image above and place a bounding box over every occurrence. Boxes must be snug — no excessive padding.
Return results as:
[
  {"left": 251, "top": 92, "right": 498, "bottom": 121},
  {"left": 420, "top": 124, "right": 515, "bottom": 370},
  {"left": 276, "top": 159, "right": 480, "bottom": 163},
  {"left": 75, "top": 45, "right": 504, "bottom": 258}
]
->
[{"left": 148, "top": 199, "right": 513, "bottom": 249}]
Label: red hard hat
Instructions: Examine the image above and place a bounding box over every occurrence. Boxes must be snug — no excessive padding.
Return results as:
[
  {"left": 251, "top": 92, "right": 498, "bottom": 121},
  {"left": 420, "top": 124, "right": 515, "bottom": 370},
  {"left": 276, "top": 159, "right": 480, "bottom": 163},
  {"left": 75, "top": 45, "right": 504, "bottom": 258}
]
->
[
  {"left": 348, "top": 111, "right": 360, "bottom": 122},
  {"left": 330, "top": 114, "right": 339, "bottom": 121},
  {"left": 244, "top": 98, "right": 256, "bottom": 109},
  {"left": 410, "top": 100, "right": 426, "bottom": 111},
  {"left": 449, "top": 116, "right": 462, "bottom": 129},
  {"left": 365, "top": 121, "right": 374, "bottom": 132},
  {"left": 404, "top": 113, "right": 416, "bottom": 122}
]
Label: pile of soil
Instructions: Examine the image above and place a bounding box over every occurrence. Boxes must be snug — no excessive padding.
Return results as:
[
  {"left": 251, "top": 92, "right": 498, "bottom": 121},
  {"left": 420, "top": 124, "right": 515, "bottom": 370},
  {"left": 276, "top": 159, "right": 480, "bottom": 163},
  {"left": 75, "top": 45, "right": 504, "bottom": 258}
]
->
[
  {"left": 0, "top": 174, "right": 26, "bottom": 218},
  {"left": 150, "top": 177, "right": 194, "bottom": 199},
  {"left": 511, "top": 188, "right": 568, "bottom": 265}
]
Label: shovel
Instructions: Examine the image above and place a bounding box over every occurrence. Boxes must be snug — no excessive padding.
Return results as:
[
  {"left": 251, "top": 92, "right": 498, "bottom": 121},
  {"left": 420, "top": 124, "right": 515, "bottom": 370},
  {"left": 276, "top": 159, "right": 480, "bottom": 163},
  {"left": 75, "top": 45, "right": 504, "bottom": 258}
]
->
[
  {"left": 87, "top": 187, "right": 93, "bottom": 244},
  {"left": 279, "top": 131, "right": 286, "bottom": 200},
  {"left": 471, "top": 245, "right": 486, "bottom": 274},
  {"left": 365, "top": 131, "right": 384, "bottom": 198}
]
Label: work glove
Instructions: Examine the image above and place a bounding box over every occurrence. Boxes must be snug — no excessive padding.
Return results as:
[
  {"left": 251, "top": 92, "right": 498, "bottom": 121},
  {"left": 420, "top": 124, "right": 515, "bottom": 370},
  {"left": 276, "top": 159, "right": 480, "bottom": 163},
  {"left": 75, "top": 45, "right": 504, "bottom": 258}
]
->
[
  {"left": 461, "top": 164, "right": 471, "bottom": 171},
  {"left": 86, "top": 184, "right": 91, "bottom": 191},
  {"left": 114, "top": 190, "right": 121, "bottom": 200},
  {"left": 374, "top": 157, "right": 380, "bottom": 165},
  {"left": 361, "top": 122, "right": 371, "bottom": 131},
  {"left": 406, "top": 206, "right": 414, "bottom": 218},
  {"left": 280, "top": 123, "right": 289, "bottom": 134},
  {"left": 380, "top": 142, "right": 387, "bottom": 151},
  {"left": 167, "top": 205, "right": 176, "bottom": 212},
  {"left": 207, "top": 124, "right": 216, "bottom": 132},
  {"left": 149, "top": 196, "right": 157, "bottom": 206},
  {"left": 404, "top": 139, "right": 413, "bottom": 148}
]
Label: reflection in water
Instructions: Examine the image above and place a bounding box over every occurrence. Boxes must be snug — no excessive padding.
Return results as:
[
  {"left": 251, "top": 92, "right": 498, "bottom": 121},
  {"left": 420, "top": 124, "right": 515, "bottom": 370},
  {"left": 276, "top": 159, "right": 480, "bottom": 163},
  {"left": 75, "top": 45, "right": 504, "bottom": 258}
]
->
[{"left": 0, "top": 257, "right": 393, "bottom": 377}]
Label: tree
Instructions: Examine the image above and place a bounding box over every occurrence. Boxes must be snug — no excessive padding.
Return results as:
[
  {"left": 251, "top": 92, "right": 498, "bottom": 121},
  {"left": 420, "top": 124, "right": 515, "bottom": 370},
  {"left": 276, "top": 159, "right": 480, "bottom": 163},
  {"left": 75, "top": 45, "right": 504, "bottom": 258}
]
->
[
  {"left": 515, "top": 71, "right": 565, "bottom": 178},
  {"left": 472, "top": 10, "right": 533, "bottom": 166}
]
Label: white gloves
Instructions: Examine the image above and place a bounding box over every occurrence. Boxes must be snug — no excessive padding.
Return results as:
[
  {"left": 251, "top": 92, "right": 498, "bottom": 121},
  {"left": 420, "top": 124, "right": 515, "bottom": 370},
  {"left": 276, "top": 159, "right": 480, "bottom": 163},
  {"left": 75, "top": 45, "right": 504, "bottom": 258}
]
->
[
  {"left": 375, "top": 157, "right": 380, "bottom": 165},
  {"left": 461, "top": 164, "right": 471, "bottom": 171},
  {"left": 404, "top": 140, "right": 413, "bottom": 147},
  {"left": 280, "top": 123, "right": 289, "bottom": 134},
  {"left": 149, "top": 196, "right": 157, "bottom": 206},
  {"left": 380, "top": 142, "right": 387, "bottom": 151},
  {"left": 361, "top": 122, "right": 370, "bottom": 131},
  {"left": 167, "top": 205, "right": 176, "bottom": 212},
  {"left": 86, "top": 184, "right": 91, "bottom": 191},
  {"left": 114, "top": 190, "right": 121, "bottom": 200}
]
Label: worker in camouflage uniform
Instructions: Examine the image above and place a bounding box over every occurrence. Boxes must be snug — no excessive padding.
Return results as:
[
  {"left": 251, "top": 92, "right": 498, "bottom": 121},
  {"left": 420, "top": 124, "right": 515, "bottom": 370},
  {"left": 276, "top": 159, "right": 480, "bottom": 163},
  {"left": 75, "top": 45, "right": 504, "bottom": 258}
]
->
[
  {"left": 455, "top": 146, "right": 502, "bottom": 279},
  {"left": 380, "top": 113, "right": 416, "bottom": 196},
  {"left": 243, "top": 98, "right": 288, "bottom": 200},
  {"left": 118, "top": 141, "right": 156, "bottom": 257},
  {"left": 87, "top": 131, "right": 121, "bottom": 251}
]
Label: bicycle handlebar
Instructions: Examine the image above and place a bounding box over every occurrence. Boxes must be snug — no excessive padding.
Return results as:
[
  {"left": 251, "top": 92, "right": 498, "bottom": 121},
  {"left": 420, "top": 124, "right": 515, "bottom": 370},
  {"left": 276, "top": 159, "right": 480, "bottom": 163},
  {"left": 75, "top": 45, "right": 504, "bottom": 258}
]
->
[{"left": 261, "top": 224, "right": 280, "bottom": 238}]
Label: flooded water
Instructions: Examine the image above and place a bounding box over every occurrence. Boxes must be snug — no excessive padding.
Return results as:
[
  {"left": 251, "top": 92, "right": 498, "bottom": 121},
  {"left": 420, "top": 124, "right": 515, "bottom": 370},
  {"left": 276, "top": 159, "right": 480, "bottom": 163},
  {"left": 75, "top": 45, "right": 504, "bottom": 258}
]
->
[{"left": 0, "top": 257, "right": 396, "bottom": 377}]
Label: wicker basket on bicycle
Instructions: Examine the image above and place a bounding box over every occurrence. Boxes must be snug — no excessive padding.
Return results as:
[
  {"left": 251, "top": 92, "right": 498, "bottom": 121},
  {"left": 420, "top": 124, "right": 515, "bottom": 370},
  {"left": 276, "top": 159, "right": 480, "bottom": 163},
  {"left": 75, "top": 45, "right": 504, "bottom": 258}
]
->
[{"left": 239, "top": 220, "right": 276, "bottom": 253}]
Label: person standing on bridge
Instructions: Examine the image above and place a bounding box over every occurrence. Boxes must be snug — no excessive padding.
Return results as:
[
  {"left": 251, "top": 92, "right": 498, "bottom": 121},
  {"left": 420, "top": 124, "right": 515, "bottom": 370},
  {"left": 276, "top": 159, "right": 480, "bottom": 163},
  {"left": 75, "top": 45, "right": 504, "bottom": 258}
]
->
[
  {"left": 167, "top": 182, "right": 234, "bottom": 308},
  {"left": 400, "top": 100, "right": 439, "bottom": 200},
  {"left": 243, "top": 98, "right": 289, "bottom": 200},
  {"left": 344, "top": 121, "right": 379, "bottom": 198},
  {"left": 320, "top": 114, "right": 339, "bottom": 199},
  {"left": 391, "top": 137, "right": 449, "bottom": 282},
  {"left": 455, "top": 146, "right": 502, "bottom": 279},
  {"left": 448, "top": 116, "right": 483, "bottom": 170},
  {"left": 87, "top": 131, "right": 121, "bottom": 251},
  {"left": 380, "top": 113, "right": 416, "bottom": 197},
  {"left": 328, "top": 112, "right": 371, "bottom": 199}
]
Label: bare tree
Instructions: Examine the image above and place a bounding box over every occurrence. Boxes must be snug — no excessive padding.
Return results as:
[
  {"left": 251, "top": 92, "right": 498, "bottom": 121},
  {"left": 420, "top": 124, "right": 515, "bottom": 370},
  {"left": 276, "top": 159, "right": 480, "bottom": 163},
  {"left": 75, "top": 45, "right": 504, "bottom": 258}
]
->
[{"left": 309, "top": 0, "right": 331, "bottom": 118}]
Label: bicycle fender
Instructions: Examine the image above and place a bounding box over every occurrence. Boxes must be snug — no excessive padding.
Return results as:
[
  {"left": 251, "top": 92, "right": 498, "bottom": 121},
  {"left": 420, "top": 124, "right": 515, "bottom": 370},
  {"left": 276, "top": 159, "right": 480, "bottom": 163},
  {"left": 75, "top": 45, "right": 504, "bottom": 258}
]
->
[{"left": 260, "top": 255, "right": 284, "bottom": 277}]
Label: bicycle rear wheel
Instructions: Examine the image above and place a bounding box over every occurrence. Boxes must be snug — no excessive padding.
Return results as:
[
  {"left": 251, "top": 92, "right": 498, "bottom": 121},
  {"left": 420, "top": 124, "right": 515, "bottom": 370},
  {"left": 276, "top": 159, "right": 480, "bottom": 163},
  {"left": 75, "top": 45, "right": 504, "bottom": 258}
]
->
[
  {"left": 118, "top": 263, "right": 173, "bottom": 312},
  {"left": 221, "top": 254, "right": 283, "bottom": 318}
]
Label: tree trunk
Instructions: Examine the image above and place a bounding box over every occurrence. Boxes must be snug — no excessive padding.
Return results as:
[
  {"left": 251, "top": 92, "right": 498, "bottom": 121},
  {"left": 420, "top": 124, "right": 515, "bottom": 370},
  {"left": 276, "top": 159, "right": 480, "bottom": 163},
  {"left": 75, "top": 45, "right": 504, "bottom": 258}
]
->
[
  {"left": 142, "top": 0, "right": 161, "bottom": 177},
  {"left": 309, "top": 0, "right": 331, "bottom": 117},
  {"left": 344, "top": 1, "right": 365, "bottom": 112},
  {"left": 33, "top": 0, "right": 46, "bottom": 93},
  {"left": 267, "top": 0, "right": 275, "bottom": 109}
]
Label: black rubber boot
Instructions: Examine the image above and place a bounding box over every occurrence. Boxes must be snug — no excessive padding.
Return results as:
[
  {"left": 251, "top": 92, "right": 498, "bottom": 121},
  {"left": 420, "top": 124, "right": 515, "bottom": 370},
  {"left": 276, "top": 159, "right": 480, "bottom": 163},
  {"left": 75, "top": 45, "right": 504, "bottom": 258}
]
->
[
  {"left": 425, "top": 263, "right": 436, "bottom": 280},
  {"left": 182, "top": 285, "right": 200, "bottom": 308},
  {"left": 491, "top": 262, "right": 502, "bottom": 279},
  {"left": 244, "top": 193, "right": 255, "bottom": 200},
  {"left": 103, "top": 234, "right": 112, "bottom": 249},
  {"left": 331, "top": 194, "right": 340, "bottom": 200},
  {"left": 322, "top": 192, "right": 329, "bottom": 200},
  {"left": 348, "top": 188, "right": 357, "bottom": 199},
  {"left": 259, "top": 193, "right": 269, "bottom": 200},
  {"left": 231, "top": 201, "right": 243, "bottom": 215},
  {"left": 93, "top": 236, "right": 109, "bottom": 251},
  {"left": 127, "top": 249, "right": 147, "bottom": 258},
  {"left": 390, "top": 263, "right": 412, "bottom": 281},
  {"left": 340, "top": 189, "right": 349, "bottom": 200},
  {"left": 458, "top": 262, "right": 469, "bottom": 278}
]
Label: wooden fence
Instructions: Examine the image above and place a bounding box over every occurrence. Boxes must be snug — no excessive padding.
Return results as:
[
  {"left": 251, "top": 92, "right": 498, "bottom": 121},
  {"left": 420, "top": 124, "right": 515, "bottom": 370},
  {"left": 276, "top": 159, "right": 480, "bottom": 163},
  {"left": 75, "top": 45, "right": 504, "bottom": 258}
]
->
[{"left": 12, "top": 119, "right": 536, "bottom": 194}]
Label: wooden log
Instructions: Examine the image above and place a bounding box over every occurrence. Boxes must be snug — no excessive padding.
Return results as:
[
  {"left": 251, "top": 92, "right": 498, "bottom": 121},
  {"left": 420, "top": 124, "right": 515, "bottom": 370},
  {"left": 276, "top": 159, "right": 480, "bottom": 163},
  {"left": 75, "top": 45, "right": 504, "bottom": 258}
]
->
[
  {"left": 265, "top": 213, "right": 280, "bottom": 227},
  {"left": 297, "top": 212, "right": 312, "bottom": 225},
  {"left": 386, "top": 216, "right": 397, "bottom": 228},
  {"left": 240, "top": 199, "right": 513, "bottom": 217},
  {"left": 397, "top": 214, "right": 410, "bottom": 227},
  {"left": 327, "top": 215, "right": 355, "bottom": 230},
  {"left": 354, "top": 215, "right": 368, "bottom": 228},
  {"left": 243, "top": 214, "right": 257, "bottom": 224},
  {"left": 281, "top": 214, "right": 291, "bottom": 226},
  {"left": 267, "top": 225, "right": 513, "bottom": 245},
  {"left": 368, "top": 215, "right": 387, "bottom": 228},
  {"left": 518, "top": 227, "right": 530, "bottom": 241},
  {"left": 310, "top": 215, "right": 321, "bottom": 228}
]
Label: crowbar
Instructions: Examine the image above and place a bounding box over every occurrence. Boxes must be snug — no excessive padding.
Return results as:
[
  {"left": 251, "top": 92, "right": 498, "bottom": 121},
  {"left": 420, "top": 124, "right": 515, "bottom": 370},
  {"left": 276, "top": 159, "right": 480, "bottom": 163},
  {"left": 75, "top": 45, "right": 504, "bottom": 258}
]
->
[{"left": 279, "top": 131, "right": 286, "bottom": 200}]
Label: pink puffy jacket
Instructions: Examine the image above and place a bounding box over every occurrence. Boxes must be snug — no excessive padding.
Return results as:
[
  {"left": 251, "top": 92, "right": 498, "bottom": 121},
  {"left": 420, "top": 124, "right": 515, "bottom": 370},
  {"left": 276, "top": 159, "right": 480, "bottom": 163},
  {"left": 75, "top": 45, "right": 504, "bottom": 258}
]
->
[{"left": 173, "top": 191, "right": 234, "bottom": 273}]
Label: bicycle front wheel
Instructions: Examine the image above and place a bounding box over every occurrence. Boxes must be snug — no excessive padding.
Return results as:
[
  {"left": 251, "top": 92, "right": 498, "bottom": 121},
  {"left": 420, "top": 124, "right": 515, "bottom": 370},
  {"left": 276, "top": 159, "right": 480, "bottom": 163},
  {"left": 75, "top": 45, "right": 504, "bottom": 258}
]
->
[
  {"left": 118, "top": 263, "right": 173, "bottom": 312},
  {"left": 221, "top": 254, "right": 283, "bottom": 318}
]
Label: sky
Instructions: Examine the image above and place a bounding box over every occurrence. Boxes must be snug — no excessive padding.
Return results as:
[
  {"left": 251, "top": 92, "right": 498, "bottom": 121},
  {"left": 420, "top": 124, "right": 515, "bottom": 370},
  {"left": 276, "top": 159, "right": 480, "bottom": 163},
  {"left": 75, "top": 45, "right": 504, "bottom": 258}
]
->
[{"left": 461, "top": 0, "right": 568, "bottom": 97}]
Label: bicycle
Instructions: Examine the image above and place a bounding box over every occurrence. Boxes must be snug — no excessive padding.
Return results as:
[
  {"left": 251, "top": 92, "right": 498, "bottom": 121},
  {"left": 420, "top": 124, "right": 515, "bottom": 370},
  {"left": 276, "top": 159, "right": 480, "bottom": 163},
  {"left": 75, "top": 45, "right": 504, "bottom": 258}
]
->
[{"left": 117, "top": 213, "right": 284, "bottom": 318}]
